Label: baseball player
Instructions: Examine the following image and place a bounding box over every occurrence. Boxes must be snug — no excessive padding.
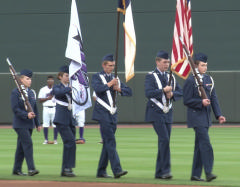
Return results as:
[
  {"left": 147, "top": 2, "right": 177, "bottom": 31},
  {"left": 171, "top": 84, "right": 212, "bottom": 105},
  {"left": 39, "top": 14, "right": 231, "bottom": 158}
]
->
[
  {"left": 74, "top": 110, "right": 86, "bottom": 144},
  {"left": 38, "top": 75, "right": 58, "bottom": 144}
]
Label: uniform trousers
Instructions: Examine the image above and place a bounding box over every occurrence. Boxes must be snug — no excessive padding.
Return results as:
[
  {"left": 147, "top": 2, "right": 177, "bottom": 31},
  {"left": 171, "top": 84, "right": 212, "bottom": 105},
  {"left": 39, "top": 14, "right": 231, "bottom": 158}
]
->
[
  {"left": 152, "top": 121, "right": 171, "bottom": 177},
  {"left": 192, "top": 127, "right": 213, "bottom": 177},
  {"left": 13, "top": 128, "right": 35, "bottom": 171},
  {"left": 56, "top": 123, "right": 76, "bottom": 172},
  {"left": 97, "top": 120, "right": 122, "bottom": 175}
]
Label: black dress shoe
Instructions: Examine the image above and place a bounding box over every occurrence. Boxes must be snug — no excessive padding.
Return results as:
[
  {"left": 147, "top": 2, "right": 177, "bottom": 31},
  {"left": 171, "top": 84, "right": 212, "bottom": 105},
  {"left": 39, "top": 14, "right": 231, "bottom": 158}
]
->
[
  {"left": 191, "top": 176, "right": 204, "bottom": 181},
  {"left": 12, "top": 171, "right": 27, "bottom": 176},
  {"left": 114, "top": 170, "right": 128, "bottom": 178},
  {"left": 97, "top": 174, "right": 112, "bottom": 178},
  {"left": 206, "top": 173, "right": 217, "bottom": 182},
  {"left": 156, "top": 173, "right": 173, "bottom": 179},
  {"left": 61, "top": 168, "right": 76, "bottom": 177},
  {"left": 28, "top": 169, "right": 39, "bottom": 176}
]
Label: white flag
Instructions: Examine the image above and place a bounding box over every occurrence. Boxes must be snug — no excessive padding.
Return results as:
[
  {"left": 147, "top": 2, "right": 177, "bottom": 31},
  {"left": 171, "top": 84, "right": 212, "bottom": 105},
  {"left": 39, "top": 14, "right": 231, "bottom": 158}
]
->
[
  {"left": 65, "top": 0, "right": 91, "bottom": 116},
  {"left": 118, "top": 0, "right": 136, "bottom": 82}
]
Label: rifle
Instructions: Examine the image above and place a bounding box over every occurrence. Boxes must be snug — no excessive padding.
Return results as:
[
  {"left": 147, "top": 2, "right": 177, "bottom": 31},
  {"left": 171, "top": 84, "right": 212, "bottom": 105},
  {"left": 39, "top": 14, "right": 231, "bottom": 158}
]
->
[
  {"left": 179, "top": 37, "right": 208, "bottom": 99},
  {"left": 7, "top": 58, "right": 34, "bottom": 112}
]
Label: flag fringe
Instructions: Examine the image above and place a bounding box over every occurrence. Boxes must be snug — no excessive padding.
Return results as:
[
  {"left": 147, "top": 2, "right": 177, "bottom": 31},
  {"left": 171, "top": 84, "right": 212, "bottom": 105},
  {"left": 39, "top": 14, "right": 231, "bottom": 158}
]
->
[{"left": 123, "top": 22, "right": 136, "bottom": 82}]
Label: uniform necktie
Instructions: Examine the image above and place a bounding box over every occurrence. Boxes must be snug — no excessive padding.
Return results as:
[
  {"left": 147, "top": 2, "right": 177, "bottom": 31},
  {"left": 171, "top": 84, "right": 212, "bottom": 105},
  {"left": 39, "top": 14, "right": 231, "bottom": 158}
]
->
[
  {"left": 162, "top": 73, "right": 167, "bottom": 87},
  {"left": 106, "top": 75, "right": 111, "bottom": 82}
]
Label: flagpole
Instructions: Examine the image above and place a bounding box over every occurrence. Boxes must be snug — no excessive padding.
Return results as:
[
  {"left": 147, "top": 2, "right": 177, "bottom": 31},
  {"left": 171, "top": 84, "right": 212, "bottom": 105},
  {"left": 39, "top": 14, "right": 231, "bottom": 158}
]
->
[
  {"left": 166, "top": 69, "right": 173, "bottom": 107},
  {"left": 113, "top": 11, "right": 121, "bottom": 107}
]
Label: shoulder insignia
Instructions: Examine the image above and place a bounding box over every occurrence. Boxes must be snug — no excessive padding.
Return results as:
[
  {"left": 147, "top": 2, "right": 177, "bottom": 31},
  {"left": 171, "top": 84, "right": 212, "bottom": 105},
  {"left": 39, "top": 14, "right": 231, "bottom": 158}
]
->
[{"left": 31, "top": 89, "right": 37, "bottom": 99}]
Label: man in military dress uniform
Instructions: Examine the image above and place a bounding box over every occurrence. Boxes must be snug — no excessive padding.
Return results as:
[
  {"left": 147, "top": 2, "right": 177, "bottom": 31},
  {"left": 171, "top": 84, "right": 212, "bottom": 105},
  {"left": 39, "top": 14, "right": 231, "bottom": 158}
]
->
[
  {"left": 183, "top": 53, "right": 226, "bottom": 182},
  {"left": 145, "top": 50, "right": 182, "bottom": 179},
  {"left": 91, "top": 54, "right": 132, "bottom": 178},
  {"left": 11, "top": 69, "right": 41, "bottom": 176}
]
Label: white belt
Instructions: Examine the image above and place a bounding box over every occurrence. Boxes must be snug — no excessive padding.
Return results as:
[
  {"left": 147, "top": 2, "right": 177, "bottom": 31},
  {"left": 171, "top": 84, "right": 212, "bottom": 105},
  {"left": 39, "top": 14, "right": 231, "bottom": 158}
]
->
[
  {"left": 96, "top": 97, "right": 117, "bottom": 115},
  {"left": 55, "top": 99, "right": 69, "bottom": 107},
  {"left": 150, "top": 98, "right": 172, "bottom": 113},
  {"left": 56, "top": 99, "right": 72, "bottom": 110}
]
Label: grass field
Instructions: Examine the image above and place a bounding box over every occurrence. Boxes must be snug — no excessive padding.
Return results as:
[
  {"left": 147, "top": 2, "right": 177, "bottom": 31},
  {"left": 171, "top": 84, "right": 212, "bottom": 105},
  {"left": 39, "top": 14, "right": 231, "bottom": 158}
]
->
[{"left": 0, "top": 126, "right": 239, "bottom": 186}]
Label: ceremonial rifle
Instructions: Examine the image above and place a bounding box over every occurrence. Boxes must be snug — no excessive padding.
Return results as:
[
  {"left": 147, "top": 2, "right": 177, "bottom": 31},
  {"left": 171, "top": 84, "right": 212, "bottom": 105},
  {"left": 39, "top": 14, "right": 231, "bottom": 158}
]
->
[
  {"left": 179, "top": 37, "right": 208, "bottom": 99},
  {"left": 7, "top": 58, "right": 34, "bottom": 112}
]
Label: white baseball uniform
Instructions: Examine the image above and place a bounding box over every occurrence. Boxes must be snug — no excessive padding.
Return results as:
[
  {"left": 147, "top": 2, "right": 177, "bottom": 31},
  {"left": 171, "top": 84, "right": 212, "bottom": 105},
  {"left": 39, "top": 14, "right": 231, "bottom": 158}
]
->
[
  {"left": 38, "top": 86, "right": 56, "bottom": 127},
  {"left": 74, "top": 110, "right": 85, "bottom": 127}
]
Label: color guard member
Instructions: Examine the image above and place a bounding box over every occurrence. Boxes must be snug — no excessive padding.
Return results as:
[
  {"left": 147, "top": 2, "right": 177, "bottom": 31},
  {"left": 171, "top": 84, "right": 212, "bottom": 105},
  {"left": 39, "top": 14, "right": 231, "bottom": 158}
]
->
[
  {"left": 52, "top": 65, "right": 76, "bottom": 177},
  {"left": 92, "top": 54, "right": 132, "bottom": 178},
  {"left": 11, "top": 69, "right": 41, "bottom": 176},
  {"left": 183, "top": 53, "right": 226, "bottom": 182},
  {"left": 145, "top": 51, "right": 182, "bottom": 179}
]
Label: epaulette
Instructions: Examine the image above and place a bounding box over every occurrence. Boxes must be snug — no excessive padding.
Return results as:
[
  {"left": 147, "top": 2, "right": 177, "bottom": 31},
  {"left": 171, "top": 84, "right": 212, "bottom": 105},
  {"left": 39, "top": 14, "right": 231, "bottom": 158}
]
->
[{"left": 148, "top": 71, "right": 154, "bottom": 74}]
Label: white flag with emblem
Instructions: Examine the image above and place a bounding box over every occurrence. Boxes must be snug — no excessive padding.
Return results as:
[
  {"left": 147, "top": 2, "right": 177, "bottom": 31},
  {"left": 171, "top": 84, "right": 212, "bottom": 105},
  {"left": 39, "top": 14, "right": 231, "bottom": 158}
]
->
[{"left": 65, "top": 0, "right": 91, "bottom": 116}]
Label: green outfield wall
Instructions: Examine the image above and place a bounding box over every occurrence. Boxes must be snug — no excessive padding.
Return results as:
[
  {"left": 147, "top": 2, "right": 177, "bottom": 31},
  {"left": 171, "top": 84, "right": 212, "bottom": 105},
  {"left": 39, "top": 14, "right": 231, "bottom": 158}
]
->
[
  {"left": 0, "top": 0, "right": 240, "bottom": 72},
  {"left": 1, "top": 71, "right": 239, "bottom": 124},
  {"left": 0, "top": 0, "right": 240, "bottom": 123}
]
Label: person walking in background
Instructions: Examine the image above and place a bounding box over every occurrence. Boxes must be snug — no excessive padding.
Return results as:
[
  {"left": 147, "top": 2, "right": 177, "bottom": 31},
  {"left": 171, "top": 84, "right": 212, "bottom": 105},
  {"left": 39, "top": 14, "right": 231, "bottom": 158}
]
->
[
  {"left": 183, "top": 53, "right": 226, "bottom": 182},
  {"left": 52, "top": 65, "right": 76, "bottom": 177},
  {"left": 74, "top": 110, "right": 86, "bottom": 144},
  {"left": 92, "top": 54, "right": 132, "bottom": 178},
  {"left": 145, "top": 50, "right": 183, "bottom": 179},
  {"left": 11, "top": 69, "right": 41, "bottom": 176},
  {"left": 38, "top": 75, "right": 58, "bottom": 144}
]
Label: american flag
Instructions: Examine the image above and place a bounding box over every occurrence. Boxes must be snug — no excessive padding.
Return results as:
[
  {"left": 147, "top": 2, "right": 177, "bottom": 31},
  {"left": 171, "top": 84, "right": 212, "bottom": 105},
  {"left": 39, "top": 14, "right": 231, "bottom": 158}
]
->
[{"left": 171, "top": 0, "right": 193, "bottom": 79}]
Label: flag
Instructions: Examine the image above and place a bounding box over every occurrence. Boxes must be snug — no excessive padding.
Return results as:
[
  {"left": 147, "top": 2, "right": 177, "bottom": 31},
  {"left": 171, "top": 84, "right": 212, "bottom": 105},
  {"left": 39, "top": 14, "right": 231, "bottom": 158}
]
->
[
  {"left": 65, "top": 0, "right": 91, "bottom": 116},
  {"left": 118, "top": 0, "right": 136, "bottom": 82},
  {"left": 171, "top": 0, "right": 193, "bottom": 79}
]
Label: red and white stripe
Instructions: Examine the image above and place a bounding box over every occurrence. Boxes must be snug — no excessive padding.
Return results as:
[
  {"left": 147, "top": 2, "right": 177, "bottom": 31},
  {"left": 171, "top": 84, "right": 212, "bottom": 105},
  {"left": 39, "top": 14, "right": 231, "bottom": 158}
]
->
[{"left": 171, "top": 0, "right": 193, "bottom": 79}]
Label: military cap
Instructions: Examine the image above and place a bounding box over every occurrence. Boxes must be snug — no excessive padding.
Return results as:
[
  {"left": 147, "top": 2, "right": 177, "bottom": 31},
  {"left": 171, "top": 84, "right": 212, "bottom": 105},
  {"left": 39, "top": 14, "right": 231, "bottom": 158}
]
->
[
  {"left": 102, "top": 54, "right": 114, "bottom": 62},
  {"left": 59, "top": 65, "right": 69, "bottom": 73},
  {"left": 156, "top": 50, "right": 169, "bottom": 60},
  {"left": 20, "top": 69, "right": 33, "bottom": 78},
  {"left": 194, "top": 53, "right": 208, "bottom": 63}
]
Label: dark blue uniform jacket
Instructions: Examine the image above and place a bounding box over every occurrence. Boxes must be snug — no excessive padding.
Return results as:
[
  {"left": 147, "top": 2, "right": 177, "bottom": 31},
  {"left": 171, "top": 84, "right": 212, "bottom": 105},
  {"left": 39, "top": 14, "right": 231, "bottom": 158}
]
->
[
  {"left": 183, "top": 74, "right": 222, "bottom": 128},
  {"left": 91, "top": 71, "right": 132, "bottom": 123},
  {"left": 52, "top": 83, "right": 73, "bottom": 126},
  {"left": 145, "top": 69, "right": 183, "bottom": 123},
  {"left": 11, "top": 88, "right": 40, "bottom": 129}
]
